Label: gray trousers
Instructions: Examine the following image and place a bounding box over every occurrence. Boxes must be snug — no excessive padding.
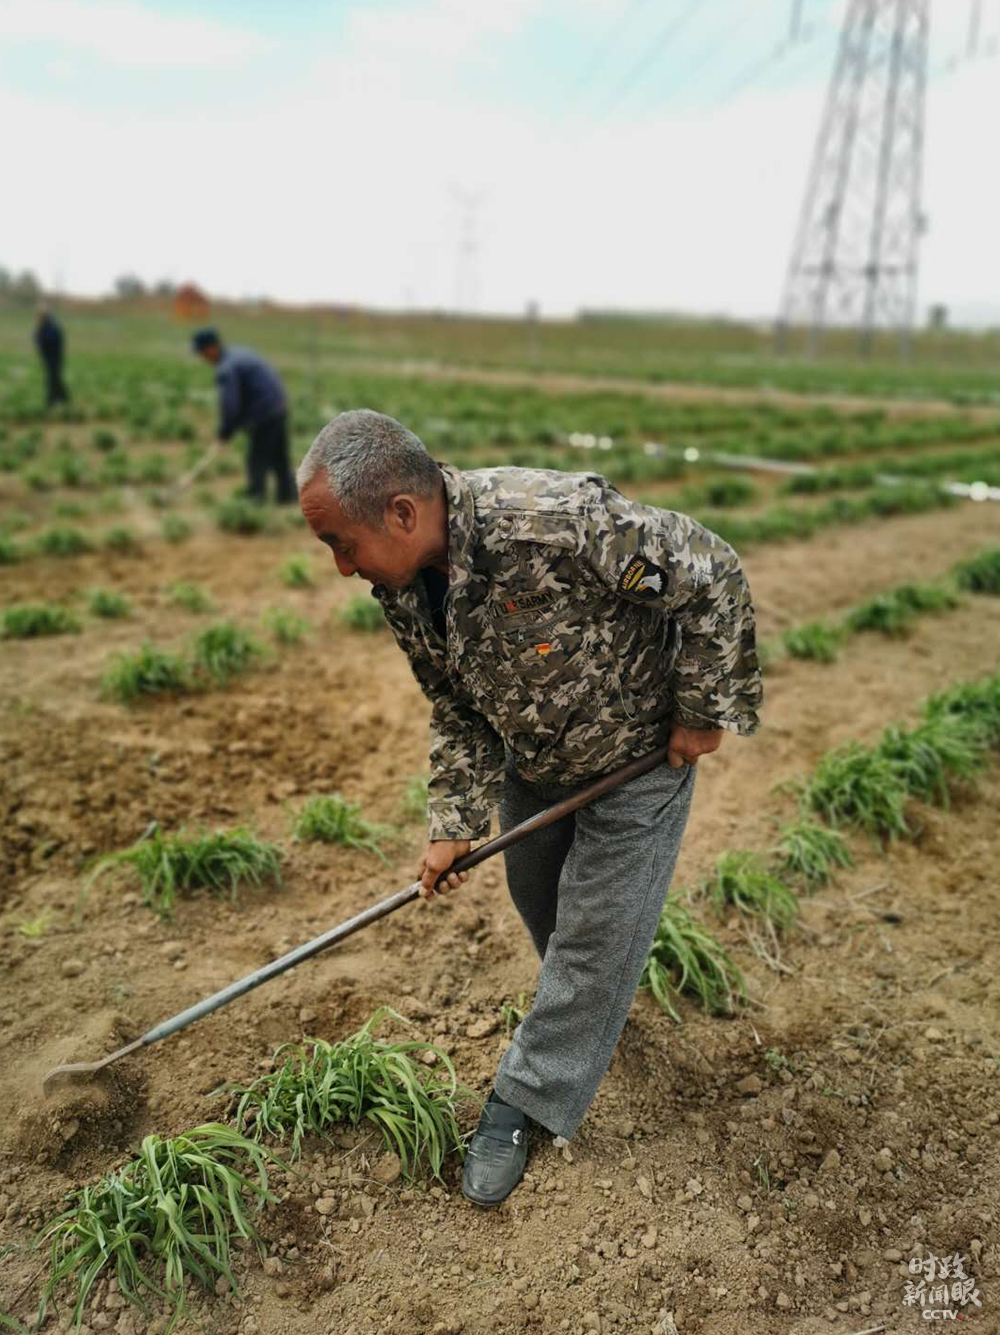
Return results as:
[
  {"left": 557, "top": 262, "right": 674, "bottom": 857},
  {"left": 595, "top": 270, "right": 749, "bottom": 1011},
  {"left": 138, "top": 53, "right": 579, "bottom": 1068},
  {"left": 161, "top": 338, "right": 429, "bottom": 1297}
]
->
[{"left": 494, "top": 757, "right": 696, "bottom": 1141}]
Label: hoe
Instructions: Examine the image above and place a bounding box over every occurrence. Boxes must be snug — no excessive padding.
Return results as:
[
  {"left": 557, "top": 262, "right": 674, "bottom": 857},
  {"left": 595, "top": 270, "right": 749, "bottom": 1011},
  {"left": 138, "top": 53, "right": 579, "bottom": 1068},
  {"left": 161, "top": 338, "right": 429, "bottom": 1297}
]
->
[{"left": 43, "top": 746, "right": 669, "bottom": 1095}]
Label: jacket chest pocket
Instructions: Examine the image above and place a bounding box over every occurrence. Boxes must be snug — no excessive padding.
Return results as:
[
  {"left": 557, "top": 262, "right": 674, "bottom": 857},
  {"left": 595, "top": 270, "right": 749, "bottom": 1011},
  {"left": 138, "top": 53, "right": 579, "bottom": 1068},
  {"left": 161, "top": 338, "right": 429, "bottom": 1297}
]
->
[{"left": 490, "top": 608, "right": 606, "bottom": 706}]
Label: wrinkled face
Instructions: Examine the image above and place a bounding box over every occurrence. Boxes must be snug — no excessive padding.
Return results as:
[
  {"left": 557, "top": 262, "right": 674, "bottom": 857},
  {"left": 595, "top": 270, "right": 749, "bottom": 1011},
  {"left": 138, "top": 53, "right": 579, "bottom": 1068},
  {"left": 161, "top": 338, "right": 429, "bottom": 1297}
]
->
[
  {"left": 197, "top": 345, "right": 221, "bottom": 365},
  {"left": 300, "top": 472, "right": 425, "bottom": 590}
]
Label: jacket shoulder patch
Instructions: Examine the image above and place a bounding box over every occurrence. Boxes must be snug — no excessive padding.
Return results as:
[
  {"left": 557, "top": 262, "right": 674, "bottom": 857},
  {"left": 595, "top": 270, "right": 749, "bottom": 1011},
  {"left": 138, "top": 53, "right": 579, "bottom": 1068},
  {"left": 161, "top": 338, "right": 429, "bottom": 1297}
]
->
[{"left": 618, "top": 556, "right": 668, "bottom": 599}]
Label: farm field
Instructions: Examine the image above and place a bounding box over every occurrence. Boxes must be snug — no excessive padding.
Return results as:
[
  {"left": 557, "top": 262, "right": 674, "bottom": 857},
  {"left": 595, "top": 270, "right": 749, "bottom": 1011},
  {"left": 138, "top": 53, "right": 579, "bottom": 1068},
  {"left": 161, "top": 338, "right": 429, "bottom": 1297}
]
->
[{"left": 2, "top": 305, "right": 1000, "bottom": 1335}]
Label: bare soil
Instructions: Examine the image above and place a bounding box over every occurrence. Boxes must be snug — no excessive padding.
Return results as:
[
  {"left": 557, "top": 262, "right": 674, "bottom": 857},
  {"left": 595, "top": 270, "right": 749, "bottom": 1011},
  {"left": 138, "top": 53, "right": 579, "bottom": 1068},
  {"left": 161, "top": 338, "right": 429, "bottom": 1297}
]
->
[{"left": 2, "top": 495, "right": 999, "bottom": 1335}]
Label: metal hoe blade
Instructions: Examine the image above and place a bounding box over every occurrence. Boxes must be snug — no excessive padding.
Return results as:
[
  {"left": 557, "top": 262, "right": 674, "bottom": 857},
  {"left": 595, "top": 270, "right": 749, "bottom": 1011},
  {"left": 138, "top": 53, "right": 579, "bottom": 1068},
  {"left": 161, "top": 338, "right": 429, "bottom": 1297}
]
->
[
  {"left": 43, "top": 1037, "right": 147, "bottom": 1095},
  {"left": 41, "top": 746, "right": 670, "bottom": 1095}
]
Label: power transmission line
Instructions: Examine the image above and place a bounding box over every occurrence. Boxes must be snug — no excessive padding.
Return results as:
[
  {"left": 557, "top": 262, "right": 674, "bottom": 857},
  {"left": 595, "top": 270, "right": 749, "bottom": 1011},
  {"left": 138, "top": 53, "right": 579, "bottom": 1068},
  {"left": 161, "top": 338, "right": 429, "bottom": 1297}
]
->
[
  {"left": 560, "top": 0, "right": 657, "bottom": 107},
  {"left": 642, "top": 2, "right": 760, "bottom": 111},
  {"left": 597, "top": 0, "right": 708, "bottom": 118}
]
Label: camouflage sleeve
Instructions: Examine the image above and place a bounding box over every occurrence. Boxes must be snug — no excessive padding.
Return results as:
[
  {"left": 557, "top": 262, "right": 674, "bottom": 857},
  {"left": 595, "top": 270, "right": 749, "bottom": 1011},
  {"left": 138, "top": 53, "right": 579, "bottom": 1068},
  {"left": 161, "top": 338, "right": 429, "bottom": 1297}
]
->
[
  {"left": 405, "top": 652, "right": 505, "bottom": 842},
  {"left": 582, "top": 487, "right": 763, "bottom": 735}
]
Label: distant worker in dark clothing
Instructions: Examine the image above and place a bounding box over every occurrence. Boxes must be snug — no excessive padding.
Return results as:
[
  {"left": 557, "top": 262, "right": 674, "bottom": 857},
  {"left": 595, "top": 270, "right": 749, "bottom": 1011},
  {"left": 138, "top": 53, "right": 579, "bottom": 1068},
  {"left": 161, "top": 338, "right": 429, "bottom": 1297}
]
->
[
  {"left": 35, "top": 306, "right": 70, "bottom": 409},
  {"left": 192, "top": 327, "right": 296, "bottom": 504}
]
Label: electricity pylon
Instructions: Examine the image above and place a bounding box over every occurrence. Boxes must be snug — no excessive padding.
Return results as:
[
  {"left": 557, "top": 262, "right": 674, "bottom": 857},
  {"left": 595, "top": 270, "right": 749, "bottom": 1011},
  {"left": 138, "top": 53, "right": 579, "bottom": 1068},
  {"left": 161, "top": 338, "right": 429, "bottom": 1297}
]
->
[{"left": 778, "top": 0, "right": 930, "bottom": 355}]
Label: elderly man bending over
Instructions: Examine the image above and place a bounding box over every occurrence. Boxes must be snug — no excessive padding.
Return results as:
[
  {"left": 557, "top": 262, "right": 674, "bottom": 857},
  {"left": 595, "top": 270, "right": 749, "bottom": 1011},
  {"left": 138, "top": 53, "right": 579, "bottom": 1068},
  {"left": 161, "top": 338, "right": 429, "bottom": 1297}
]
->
[{"left": 297, "top": 410, "right": 762, "bottom": 1207}]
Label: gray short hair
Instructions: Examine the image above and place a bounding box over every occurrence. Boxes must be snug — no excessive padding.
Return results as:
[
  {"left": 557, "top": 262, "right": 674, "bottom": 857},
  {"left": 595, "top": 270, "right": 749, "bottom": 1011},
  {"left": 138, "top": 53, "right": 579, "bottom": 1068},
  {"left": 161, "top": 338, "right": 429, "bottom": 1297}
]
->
[{"left": 297, "top": 409, "right": 441, "bottom": 528}]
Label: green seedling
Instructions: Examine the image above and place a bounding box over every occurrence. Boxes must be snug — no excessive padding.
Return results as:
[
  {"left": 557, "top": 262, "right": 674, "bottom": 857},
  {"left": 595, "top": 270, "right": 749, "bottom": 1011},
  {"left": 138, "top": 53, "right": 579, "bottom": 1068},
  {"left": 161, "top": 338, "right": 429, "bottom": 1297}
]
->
[
  {"left": 710, "top": 851, "right": 799, "bottom": 933},
  {"left": 83, "top": 826, "right": 282, "bottom": 919},
  {"left": 877, "top": 715, "right": 987, "bottom": 808},
  {"left": 35, "top": 1124, "right": 276, "bottom": 1334},
  {"left": 924, "top": 672, "right": 1000, "bottom": 748},
  {"left": 801, "top": 743, "right": 911, "bottom": 842},
  {"left": 0, "top": 535, "right": 21, "bottom": 565},
  {"left": 401, "top": 774, "right": 430, "bottom": 821},
  {"left": 279, "top": 555, "right": 313, "bottom": 588},
  {"left": 101, "top": 645, "right": 190, "bottom": 704},
  {"left": 190, "top": 622, "right": 263, "bottom": 685},
  {"left": 292, "top": 794, "right": 390, "bottom": 860},
  {"left": 1, "top": 604, "right": 80, "bottom": 639},
  {"left": 264, "top": 608, "right": 310, "bottom": 645},
  {"left": 774, "top": 818, "right": 853, "bottom": 888},
  {"left": 500, "top": 992, "right": 529, "bottom": 1034},
  {"left": 16, "top": 910, "right": 55, "bottom": 938},
  {"left": 36, "top": 526, "right": 93, "bottom": 558},
  {"left": 228, "top": 1007, "right": 471, "bottom": 1177},
  {"left": 216, "top": 498, "right": 269, "bottom": 534},
  {"left": 161, "top": 516, "right": 192, "bottom": 544},
  {"left": 339, "top": 595, "right": 386, "bottom": 631},
  {"left": 639, "top": 898, "right": 746, "bottom": 1023},
  {"left": 954, "top": 548, "right": 1000, "bottom": 596},
  {"left": 167, "top": 581, "right": 214, "bottom": 614},
  {"left": 87, "top": 587, "right": 131, "bottom": 619},
  {"left": 892, "top": 581, "right": 959, "bottom": 613},
  {"left": 844, "top": 592, "right": 915, "bottom": 637},
  {"left": 104, "top": 526, "right": 141, "bottom": 554},
  {"left": 782, "top": 621, "right": 843, "bottom": 663}
]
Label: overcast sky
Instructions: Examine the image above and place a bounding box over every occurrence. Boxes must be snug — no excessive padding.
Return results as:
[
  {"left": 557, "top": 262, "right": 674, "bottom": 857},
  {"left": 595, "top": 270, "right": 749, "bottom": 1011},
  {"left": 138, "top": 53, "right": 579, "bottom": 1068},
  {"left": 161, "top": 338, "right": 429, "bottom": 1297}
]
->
[{"left": 3, "top": 0, "right": 998, "bottom": 322}]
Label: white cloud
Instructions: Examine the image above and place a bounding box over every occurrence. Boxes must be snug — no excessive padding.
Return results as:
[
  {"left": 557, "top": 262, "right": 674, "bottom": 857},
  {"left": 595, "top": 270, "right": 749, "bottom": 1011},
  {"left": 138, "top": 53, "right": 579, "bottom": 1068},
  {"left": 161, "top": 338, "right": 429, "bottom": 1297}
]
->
[{"left": 0, "top": 0, "right": 269, "bottom": 70}]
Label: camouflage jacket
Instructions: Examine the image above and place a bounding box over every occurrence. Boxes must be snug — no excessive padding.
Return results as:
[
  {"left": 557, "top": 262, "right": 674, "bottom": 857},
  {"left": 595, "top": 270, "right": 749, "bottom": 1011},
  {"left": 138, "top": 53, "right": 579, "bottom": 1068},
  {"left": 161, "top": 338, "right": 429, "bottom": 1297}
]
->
[{"left": 374, "top": 465, "right": 762, "bottom": 841}]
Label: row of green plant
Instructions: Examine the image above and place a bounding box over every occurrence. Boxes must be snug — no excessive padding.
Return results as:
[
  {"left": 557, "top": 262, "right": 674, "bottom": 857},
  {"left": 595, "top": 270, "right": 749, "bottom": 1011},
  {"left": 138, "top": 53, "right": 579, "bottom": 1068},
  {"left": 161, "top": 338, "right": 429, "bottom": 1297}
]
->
[
  {"left": 780, "top": 441, "right": 1000, "bottom": 494},
  {"left": 21, "top": 667, "right": 1000, "bottom": 1332},
  {"left": 29, "top": 1006, "right": 469, "bottom": 1333},
  {"left": 642, "top": 664, "right": 1000, "bottom": 1013},
  {"left": 683, "top": 481, "right": 957, "bottom": 550},
  {"left": 800, "top": 672, "right": 1000, "bottom": 842},
  {"left": 1, "top": 593, "right": 380, "bottom": 650},
  {"left": 94, "top": 597, "right": 381, "bottom": 701},
  {"left": 83, "top": 783, "right": 424, "bottom": 918},
  {"left": 765, "top": 549, "right": 1000, "bottom": 666}
]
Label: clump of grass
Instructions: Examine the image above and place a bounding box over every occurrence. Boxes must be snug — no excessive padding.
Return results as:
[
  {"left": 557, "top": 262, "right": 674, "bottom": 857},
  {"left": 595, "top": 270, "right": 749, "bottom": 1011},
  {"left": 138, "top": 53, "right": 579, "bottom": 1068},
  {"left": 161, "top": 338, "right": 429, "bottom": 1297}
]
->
[
  {"left": 782, "top": 621, "right": 843, "bottom": 663},
  {"left": 161, "top": 515, "right": 192, "bottom": 544},
  {"left": 168, "top": 580, "right": 214, "bottom": 614},
  {"left": 801, "top": 743, "right": 911, "bottom": 841},
  {"left": 339, "top": 594, "right": 386, "bottom": 631},
  {"left": 87, "top": 587, "right": 131, "bottom": 619},
  {"left": 709, "top": 851, "right": 799, "bottom": 932},
  {"left": 35, "top": 1124, "right": 276, "bottom": 1333},
  {"left": 91, "top": 427, "right": 118, "bottom": 451},
  {"left": 400, "top": 774, "right": 429, "bottom": 821},
  {"left": 844, "top": 592, "right": 914, "bottom": 637},
  {"left": 292, "top": 794, "right": 389, "bottom": 860},
  {"left": 83, "top": 826, "right": 282, "bottom": 919},
  {"left": 500, "top": 991, "right": 529, "bottom": 1035},
  {"left": 954, "top": 548, "right": 1000, "bottom": 596},
  {"left": 0, "top": 534, "right": 21, "bottom": 564},
  {"left": 229, "top": 1007, "right": 470, "bottom": 1176},
  {"left": 892, "top": 581, "right": 959, "bottom": 613},
  {"left": 774, "top": 818, "right": 853, "bottom": 888},
  {"left": 191, "top": 622, "right": 264, "bottom": 685},
  {"left": 263, "top": 607, "right": 310, "bottom": 645},
  {"left": 703, "top": 476, "right": 757, "bottom": 507},
  {"left": 104, "top": 526, "right": 141, "bottom": 555},
  {"left": 924, "top": 672, "right": 1000, "bottom": 748},
  {"left": 279, "top": 555, "right": 313, "bottom": 587},
  {"left": 876, "top": 716, "right": 986, "bottom": 808},
  {"left": 1, "top": 603, "right": 80, "bottom": 639},
  {"left": 639, "top": 899, "right": 746, "bottom": 1023},
  {"left": 101, "top": 644, "right": 190, "bottom": 704},
  {"left": 36, "top": 526, "right": 93, "bottom": 558},
  {"left": 217, "top": 498, "right": 268, "bottom": 534},
  {"left": 17, "top": 909, "right": 55, "bottom": 937}
]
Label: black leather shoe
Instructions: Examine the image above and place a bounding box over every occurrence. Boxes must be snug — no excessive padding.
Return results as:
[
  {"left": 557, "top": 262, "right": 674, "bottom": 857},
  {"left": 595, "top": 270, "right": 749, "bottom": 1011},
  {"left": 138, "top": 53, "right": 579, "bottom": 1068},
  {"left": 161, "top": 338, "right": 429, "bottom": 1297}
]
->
[{"left": 462, "top": 1099, "right": 528, "bottom": 1206}]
